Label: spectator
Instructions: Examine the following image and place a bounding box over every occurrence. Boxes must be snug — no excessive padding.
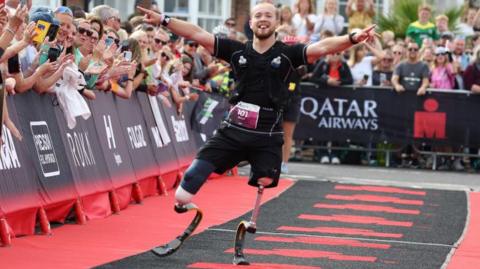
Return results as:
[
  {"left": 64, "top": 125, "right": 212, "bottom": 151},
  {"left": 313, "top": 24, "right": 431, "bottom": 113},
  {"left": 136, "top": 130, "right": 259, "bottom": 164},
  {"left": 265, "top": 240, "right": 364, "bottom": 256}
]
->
[
  {"left": 312, "top": 0, "right": 345, "bottom": 41},
  {"left": 451, "top": 38, "right": 470, "bottom": 72},
  {"left": 346, "top": 0, "right": 375, "bottom": 33},
  {"left": 347, "top": 41, "right": 385, "bottom": 86},
  {"left": 381, "top": 30, "right": 395, "bottom": 49},
  {"left": 463, "top": 47, "right": 480, "bottom": 93},
  {"left": 292, "top": 0, "right": 316, "bottom": 42},
  {"left": 224, "top": 17, "right": 247, "bottom": 42},
  {"left": 458, "top": 8, "right": 477, "bottom": 38},
  {"left": 419, "top": 45, "right": 435, "bottom": 67},
  {"left": 392, "top": 42, "right": 430, "bottom": 95},
  {"left": 372, "top": 49, "right": 394, "bottom": 87},
  {"left": 430, "top": 46, "right": 457, "bottom": 89},
  {"left": 310, "top": 51, "right": 353, "bottom": 87},
  {"left": 91, "top": 5, "right": 120, "bottom": 32},
  {"left": 406, "top": 4, "right": 438, "bottom": 46},
  {"left": 69, "top": 5, "right": 86, "bottom": 19},
  {"left": 435, "top": 14, "right": 453, "bottom": 38},
  {"left": 392, "top": 44, "right": 405, "bottom": 66},
  {"left": 278, "top": 5, "right": 296, "bottom": 36}
]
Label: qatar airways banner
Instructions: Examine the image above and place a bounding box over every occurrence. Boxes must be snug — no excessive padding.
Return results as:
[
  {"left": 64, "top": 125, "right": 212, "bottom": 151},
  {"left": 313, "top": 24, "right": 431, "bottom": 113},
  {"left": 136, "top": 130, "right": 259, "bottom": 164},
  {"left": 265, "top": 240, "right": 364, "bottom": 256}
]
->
[{"left": 294, "top": 84, "right": 480, "bottom": 146}]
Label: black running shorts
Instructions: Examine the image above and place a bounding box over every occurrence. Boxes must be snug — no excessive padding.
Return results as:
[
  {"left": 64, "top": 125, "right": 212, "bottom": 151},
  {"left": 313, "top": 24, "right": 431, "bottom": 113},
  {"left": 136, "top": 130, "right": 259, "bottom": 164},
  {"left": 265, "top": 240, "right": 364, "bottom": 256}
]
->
[{"left": 196, "top": 123, "right": 283, "bottom": 188}]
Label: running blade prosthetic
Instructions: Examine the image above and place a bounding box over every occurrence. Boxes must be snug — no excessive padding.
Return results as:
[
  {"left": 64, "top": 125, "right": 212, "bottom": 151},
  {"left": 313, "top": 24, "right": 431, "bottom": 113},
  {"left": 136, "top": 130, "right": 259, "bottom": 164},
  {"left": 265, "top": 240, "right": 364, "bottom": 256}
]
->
[
  {"left": 233, "top": 179, "right": 270, "bottom": 265},
  {"left": 151, "top": 203, "right": 203, "bottom": 257}
]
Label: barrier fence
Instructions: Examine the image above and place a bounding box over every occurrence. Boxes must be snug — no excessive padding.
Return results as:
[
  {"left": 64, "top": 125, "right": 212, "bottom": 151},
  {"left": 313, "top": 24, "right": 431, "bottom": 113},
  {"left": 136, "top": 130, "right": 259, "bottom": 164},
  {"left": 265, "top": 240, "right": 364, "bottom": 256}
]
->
[
  {"left": 0, "top": 89, "right": 228, "bottom": 246},
  {"left": 1, "top": 83, "right": 478, "bottom": 246},
  {"left": 294, "top": 83, "right": 480, "bottom": 147}
]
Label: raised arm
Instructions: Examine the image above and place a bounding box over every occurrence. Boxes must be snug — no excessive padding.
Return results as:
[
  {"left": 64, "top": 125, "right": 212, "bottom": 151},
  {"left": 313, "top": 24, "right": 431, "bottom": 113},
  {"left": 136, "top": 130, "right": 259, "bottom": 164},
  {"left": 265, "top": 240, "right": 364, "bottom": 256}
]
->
[
  {"left": 137, "top": 6, "right": 215, "bottom": 55},
  {"left": 305, "top": 24, "right": 377, "bottom": 64}
]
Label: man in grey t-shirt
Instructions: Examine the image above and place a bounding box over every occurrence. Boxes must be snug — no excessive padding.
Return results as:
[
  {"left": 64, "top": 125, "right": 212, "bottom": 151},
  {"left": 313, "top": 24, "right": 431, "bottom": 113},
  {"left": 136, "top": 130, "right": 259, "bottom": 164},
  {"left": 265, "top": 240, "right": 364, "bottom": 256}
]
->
[{"left": 392, "top": 42, "right": 430, "bottom": 95}]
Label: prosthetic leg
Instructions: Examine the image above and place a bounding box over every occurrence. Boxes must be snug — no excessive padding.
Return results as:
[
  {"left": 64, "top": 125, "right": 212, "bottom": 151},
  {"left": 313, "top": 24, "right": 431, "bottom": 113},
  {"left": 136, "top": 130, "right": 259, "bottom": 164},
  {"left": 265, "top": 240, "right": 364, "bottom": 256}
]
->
[
  {"left": 151, "top": 203, "right": 203, "bottom": 257},
  {"left": 233, "top": 177, "right": 273, "bottom": 265}
]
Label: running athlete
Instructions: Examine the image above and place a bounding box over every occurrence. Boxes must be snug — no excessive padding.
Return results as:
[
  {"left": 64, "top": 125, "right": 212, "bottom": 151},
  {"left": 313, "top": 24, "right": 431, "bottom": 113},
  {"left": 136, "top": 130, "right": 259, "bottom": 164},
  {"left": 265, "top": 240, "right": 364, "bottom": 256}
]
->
[{"left": 138, "top": 2, "right": 376, "bottom": 257}]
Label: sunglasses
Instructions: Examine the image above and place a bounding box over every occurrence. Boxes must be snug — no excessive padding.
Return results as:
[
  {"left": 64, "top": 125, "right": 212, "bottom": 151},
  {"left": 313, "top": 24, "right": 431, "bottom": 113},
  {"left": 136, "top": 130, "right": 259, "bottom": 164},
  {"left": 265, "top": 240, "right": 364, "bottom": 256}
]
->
[
  {"left": 108, "top": 37, "right": 120, "bottom": 46},
  {"left": 155, "top": 38, "right": 168, "bottom": 45},
  {"left": 383, "top": 58, "right": 394, "bottom": 62},
  {"left": 436, "top": 52, "right": 447, "bottom": 56},
  {"left": 161, "top": 52, "right": 170, "bottom": 60},
  {"left": 226, "top": 22, "right": 236, "bottom": 27},
  {"left": 408, "top": 48, "right": 419, "bottom": 52},
  {"left": 78, "top": 27, "right": 93, "bottom": 37},
  {"left": 187, "top": 43, "right": 198, "bottom": 48}
]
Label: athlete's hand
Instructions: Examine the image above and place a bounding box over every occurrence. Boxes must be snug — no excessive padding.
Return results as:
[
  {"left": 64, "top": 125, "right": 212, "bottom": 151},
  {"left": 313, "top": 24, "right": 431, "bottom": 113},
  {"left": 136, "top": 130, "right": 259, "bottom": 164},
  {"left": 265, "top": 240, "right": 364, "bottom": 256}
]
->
[
  {"left": 352, "top": 24, "right": 377, "bottom": 44},
  {"left": 137, "top": 6, "right": 164, "bottom": 26}
]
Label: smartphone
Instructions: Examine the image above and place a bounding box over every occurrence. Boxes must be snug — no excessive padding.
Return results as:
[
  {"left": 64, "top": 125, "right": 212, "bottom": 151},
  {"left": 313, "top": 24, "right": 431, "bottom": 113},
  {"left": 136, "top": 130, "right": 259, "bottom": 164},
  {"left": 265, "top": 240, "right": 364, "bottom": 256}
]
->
[
  {"left": 105, "top": 37, "right": 114, "bottom": 47},
  {"left": 7, "top": 54, "right": 20, "bottom": 74},
  {"left": 33, "top": 20, "right": 51, "bottom": 44},
  {"left": 47, "top": 47, "right": 61, "bottom": 62},
  {"left": 157, "top": 81, "right": 169, "bottom": 93},
  {"left": 65, "top": 46, "right": 73, "bottom": 55},
  {"left": 123, "top": 51, "right": 132, "bottom": 61},
  {"left": 46, "top": 24, "right": 59, "bottom": 42}
]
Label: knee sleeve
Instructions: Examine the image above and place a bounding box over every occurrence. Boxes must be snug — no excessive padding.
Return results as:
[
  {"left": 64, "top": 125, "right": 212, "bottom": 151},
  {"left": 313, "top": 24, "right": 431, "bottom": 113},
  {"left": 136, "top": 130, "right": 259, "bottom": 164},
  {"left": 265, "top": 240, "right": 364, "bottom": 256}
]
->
[
  {"left": 180, "top": 159, "right": 216, "bottom": 195},
  {"left": 248, "top": 168, "right": 280, "bottom": 189}
]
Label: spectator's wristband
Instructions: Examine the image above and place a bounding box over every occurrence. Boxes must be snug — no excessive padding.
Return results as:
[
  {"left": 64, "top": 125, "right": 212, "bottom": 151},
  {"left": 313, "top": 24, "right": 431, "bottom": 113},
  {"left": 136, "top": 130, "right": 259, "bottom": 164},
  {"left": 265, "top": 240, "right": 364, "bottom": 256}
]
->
[
  {"left": 162, "top": 15, "right": 171, "bottom": 27},
  {"left": 349, "top": 32, "right": 359, "bottom": 45}
]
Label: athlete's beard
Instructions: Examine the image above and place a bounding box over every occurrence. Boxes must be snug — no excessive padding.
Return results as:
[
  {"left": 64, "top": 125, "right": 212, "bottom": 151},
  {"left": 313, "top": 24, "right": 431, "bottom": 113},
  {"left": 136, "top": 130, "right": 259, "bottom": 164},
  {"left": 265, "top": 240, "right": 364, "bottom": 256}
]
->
[{"left": 254, "top": 28, "right": 275, "bottom": 40}]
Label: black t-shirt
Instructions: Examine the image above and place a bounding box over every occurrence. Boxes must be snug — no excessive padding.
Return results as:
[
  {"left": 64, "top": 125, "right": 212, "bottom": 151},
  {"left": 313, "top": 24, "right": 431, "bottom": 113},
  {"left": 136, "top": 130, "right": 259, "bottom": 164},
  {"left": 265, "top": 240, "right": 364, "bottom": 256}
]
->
[{"left": 214, "top": 37, "right": 307, "bottom": 131}]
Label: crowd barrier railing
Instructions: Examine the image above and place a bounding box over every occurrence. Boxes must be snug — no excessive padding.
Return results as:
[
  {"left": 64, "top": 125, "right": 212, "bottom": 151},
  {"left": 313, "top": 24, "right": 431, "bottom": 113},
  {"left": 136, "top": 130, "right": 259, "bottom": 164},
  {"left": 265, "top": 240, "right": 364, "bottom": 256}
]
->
[
  {"left": 0, "top": 89, "right": 231, "bottom": 247},
  {"left": 294, "top": 83, "right": 480, "bottom": 169}
]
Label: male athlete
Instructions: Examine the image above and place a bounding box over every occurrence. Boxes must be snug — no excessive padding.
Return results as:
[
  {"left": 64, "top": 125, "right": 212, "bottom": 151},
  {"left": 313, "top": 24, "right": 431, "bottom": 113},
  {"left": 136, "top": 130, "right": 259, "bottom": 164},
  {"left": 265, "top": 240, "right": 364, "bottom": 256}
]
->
[{"left": 138, "top": 2, "right": 376, "bottom": 258}]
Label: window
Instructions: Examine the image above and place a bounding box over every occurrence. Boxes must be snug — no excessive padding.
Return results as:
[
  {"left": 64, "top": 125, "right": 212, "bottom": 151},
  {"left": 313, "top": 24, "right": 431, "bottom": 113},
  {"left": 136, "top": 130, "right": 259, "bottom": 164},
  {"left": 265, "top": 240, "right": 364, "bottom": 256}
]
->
[
  {"left": 165, "top": 0, "right": 189, "bottom": 13},
  {"left": 163, "top": 0, "right": 230, "bottom": 33}
]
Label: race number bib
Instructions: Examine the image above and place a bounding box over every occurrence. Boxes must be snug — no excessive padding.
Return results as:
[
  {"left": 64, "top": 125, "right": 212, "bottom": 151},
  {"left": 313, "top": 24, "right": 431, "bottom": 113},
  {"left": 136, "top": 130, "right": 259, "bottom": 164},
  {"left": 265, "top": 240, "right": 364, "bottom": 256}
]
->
[{"left": 228, "top": 102, "right": 260, "bottom": 129}]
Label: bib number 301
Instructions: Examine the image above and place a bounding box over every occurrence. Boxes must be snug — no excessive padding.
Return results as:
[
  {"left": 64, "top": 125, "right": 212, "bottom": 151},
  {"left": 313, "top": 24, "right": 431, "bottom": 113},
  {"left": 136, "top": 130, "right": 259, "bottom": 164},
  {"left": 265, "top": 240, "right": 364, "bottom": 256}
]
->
[{"left": 229, "top": 102, "right": 260, "bottom": 129}]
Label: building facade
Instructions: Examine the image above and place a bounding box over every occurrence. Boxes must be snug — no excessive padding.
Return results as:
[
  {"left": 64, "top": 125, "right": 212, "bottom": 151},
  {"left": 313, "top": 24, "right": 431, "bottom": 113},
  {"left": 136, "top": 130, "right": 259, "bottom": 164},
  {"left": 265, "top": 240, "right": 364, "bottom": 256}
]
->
[{"left": 31, "top": 0, "right": 465, "bottom": 33}]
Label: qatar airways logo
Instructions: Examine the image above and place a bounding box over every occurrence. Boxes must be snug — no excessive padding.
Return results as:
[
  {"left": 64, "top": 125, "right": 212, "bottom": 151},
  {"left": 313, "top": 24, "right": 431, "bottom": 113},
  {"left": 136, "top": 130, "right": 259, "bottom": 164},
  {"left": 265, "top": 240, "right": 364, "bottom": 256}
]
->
[{"left": 301, "top": 97, "right": 379, "bottom": 130}]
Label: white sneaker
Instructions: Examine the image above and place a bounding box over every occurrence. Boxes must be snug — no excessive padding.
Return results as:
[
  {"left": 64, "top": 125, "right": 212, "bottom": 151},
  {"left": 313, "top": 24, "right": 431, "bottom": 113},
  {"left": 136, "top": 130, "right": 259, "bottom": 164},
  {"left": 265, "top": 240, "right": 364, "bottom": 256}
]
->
[
  {"left": 281, "top": 162, "right": 289, "bottom": 174},
  {"left": 320, "top": 156, "right": 330, "bottom": 164},
  {"left": 331, "top": 157, "right": 340, "bottom": 164}
]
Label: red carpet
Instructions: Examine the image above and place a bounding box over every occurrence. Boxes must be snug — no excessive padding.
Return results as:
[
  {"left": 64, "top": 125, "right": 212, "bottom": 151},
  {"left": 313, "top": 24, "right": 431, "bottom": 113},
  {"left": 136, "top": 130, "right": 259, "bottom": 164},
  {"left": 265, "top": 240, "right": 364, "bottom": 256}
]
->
[
  {"left": 0, "top": 176, "right": 294, "bottom": 269},
  {"left": 448, "top": 192, "right": 480, "bottom": 269}
]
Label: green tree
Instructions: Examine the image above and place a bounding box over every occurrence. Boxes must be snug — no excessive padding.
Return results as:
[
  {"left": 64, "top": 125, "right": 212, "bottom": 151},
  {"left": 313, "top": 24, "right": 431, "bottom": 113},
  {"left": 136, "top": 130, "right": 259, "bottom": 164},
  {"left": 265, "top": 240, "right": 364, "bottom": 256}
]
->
[{"left": 378, "top": 0, "right": 464, "bottom": 39}]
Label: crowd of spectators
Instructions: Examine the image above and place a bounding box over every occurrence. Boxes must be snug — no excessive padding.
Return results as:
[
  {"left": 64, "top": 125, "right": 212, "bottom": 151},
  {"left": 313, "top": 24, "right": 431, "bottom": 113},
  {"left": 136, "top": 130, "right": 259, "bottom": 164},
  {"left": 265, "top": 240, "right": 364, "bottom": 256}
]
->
[{"left": 0, "top": 0, "right": 478, "bottom": 171}]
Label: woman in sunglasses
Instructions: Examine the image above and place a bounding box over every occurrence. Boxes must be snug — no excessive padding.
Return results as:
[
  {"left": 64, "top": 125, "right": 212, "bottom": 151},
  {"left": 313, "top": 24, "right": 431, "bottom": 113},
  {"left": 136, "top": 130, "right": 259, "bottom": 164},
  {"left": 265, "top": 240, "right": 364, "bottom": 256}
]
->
[{"left": 430, "top": 46, "right": 457, "bottom": 90}]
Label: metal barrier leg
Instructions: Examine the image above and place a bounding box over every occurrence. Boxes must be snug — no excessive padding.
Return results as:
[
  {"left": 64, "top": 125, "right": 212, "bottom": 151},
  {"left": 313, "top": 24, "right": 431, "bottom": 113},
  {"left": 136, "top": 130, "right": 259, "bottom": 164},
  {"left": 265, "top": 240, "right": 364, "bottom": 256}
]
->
[
  {"left": 432, "top": 153, "right": 437, "bottom": 171},
  {"left": 386, "top": 150, "right": 390, "bottom": 168}
]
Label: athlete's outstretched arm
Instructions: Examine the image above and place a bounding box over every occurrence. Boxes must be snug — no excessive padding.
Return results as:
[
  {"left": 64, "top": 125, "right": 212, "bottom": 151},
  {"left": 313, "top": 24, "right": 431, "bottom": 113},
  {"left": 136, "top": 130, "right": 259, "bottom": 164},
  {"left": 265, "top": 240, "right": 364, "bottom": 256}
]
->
[
  {"left": 137, "top": 6, "right": 215, "bottom": 54},
  {"left": 305, "top": 25, "right": 377, "bottom": 64}
]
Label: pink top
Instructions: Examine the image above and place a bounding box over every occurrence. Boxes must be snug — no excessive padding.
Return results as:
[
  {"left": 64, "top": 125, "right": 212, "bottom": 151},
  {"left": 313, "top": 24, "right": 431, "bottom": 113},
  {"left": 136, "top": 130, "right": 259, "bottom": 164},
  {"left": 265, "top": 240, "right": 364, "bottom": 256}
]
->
[{"left": 430, "top": 64, "right": 455, "bottom": 89}]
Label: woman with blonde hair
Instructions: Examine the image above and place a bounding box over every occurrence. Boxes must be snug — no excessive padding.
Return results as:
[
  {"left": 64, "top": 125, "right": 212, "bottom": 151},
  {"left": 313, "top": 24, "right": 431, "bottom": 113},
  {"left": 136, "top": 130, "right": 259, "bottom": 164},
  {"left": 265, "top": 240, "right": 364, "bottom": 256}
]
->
[
  {"left": 312, "top": 0, "right": 345, "bottom": 41},
  {"left": 292, "top": 0, "right": 317, "bottom": 42},
  {"left": 278, "top": 5, "right": 296, "bottom": 36},
  {"left": 348, "top": 40, "right": 385, "bottom": 86}
]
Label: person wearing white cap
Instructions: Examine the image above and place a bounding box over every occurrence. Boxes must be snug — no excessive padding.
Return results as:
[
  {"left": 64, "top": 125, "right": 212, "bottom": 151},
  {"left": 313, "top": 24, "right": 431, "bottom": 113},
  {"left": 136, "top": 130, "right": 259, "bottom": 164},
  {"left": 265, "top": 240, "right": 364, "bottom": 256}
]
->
[{"left": 430, "top": 46, "right": 457, "bottom": 90}]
